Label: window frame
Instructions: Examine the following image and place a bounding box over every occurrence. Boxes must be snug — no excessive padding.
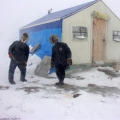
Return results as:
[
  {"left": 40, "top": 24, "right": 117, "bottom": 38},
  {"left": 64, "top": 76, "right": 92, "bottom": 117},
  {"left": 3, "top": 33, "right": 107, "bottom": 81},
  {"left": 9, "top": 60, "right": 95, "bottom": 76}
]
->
[
  {"left": 72, "top": 26, "right": 88, "bottom": 40},
  {"left": 113, "top": 30, "right": 120, "bottom": 42}
]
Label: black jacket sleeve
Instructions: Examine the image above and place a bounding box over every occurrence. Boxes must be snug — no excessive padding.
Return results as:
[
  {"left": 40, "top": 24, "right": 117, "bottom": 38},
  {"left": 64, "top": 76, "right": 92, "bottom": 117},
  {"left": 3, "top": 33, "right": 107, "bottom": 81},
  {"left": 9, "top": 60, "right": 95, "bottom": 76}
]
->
[
  {"left": 64, "top": 43, "right": 72, "bottom": 58},
  {"left": 51, "top": 46, "right": 55, "bottom": 62},
  {"left": 25, "top": 45, "right": 29, "bottom": 62},
  {"left": 8, "top": 41, "right": 16, "bottom": 54}
]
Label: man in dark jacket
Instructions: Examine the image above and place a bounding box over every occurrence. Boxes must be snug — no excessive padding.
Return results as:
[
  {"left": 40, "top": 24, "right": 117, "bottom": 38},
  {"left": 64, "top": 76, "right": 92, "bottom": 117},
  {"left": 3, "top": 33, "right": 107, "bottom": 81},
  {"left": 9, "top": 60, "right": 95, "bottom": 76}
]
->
[
  {"left": 50, "top": 34, "right": 72, "bottom": 85},
  {"left": 8, "top": 33, "right": 29, "bottom": 84}
]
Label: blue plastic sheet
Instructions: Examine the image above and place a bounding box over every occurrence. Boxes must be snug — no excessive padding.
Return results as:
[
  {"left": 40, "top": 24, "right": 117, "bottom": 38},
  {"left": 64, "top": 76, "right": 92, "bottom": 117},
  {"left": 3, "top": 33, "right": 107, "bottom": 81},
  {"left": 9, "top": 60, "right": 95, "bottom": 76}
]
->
[{"left": 20, "top": 20, "right": 62, "bottom": 73}]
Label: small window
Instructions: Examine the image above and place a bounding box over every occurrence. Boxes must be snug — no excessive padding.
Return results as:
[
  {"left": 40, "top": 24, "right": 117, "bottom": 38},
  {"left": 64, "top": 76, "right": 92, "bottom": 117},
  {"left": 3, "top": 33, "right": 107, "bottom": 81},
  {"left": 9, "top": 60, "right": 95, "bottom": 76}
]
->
[
  {"left": 72, "top": 26, "right": 88, "bottom": 40},
  {"left": 113, "top": 30, "right": 120, "bottom": 42}
]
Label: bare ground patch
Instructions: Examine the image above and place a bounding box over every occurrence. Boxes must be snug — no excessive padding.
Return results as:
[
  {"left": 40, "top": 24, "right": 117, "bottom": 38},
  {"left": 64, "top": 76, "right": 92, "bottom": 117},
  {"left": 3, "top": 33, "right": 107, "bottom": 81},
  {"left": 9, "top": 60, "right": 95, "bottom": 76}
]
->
[
  {"left": 16, "top": 83, "right": 120, "bottom": 98},
  {"left": 0, "top": 86, "right": 9, "bottom": 90}
]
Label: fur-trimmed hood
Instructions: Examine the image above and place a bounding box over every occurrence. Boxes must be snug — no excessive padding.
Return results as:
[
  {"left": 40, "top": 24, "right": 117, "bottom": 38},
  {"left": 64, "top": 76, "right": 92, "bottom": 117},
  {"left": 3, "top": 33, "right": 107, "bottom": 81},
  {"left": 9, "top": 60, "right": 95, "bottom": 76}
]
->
[
  {"left": 20, "top": 34, "right": 29, "bottom": 43},
  {"left": 50, "top": 34, "right": 60, "bottom": 44}
]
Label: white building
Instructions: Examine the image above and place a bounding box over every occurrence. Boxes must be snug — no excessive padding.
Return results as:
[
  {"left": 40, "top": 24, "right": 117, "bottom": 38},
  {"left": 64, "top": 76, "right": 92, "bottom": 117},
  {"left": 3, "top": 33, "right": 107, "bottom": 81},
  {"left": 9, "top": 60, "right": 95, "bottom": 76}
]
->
[{"left": 20, "top": 0, "right": 120, "bottom": 66}]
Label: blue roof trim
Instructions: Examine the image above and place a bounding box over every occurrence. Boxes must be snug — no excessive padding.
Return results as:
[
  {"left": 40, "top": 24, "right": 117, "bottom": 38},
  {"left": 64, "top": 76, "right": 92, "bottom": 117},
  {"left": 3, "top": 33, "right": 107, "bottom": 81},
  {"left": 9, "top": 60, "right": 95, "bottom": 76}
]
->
[
  {"left": 20, "top": 20, "right": 62, "bottom": 35},
  {"left": 21, "top": 0, "right": 98, "bottom": 28}
]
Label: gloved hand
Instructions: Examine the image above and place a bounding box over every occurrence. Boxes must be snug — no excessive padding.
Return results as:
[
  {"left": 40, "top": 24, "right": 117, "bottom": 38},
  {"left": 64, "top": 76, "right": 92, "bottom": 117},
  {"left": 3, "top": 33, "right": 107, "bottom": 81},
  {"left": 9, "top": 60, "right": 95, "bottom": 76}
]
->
[
  {"left": 67, "top": 58, "right": 72, "bottom": 65},
  {"left": 9, "top": 53, "right": 12, "bottom": 58},
  {"left": 24, "top": 62, "right": 27, "bottom": 66},
  {"left": 50, "top": 61, "right": 54, "bottom": 68}
]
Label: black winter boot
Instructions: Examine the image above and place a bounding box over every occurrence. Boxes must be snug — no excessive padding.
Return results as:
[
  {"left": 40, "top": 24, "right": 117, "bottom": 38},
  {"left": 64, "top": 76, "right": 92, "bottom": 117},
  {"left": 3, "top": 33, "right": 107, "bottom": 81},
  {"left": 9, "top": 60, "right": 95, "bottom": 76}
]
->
[
  {"left": 55, "top": 81, "right": 64, "bottom": 85},
  {"left": 9, "top": 80, "right": 16, "bottom": 85},
  {"left": 20, "top": 79, "right": 27, "bottom": 82}
]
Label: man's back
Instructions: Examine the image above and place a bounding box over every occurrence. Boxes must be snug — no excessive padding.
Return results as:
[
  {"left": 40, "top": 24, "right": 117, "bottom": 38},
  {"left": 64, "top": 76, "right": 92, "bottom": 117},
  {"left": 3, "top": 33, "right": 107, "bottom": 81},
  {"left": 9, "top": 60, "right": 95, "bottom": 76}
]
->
[{"left": 9, "top": 40, "right": 29, "bottom": 63}]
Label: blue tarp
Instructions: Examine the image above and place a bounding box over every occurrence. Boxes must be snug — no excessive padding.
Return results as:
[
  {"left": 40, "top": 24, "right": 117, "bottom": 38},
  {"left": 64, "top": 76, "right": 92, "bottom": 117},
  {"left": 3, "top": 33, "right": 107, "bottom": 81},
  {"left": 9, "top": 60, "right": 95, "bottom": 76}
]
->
[
  {"left": 20, "top": 20, "right": 62, "bottom": 59},
  {"left": 20, "top": 20, "right": 62, "bottom": 74}
]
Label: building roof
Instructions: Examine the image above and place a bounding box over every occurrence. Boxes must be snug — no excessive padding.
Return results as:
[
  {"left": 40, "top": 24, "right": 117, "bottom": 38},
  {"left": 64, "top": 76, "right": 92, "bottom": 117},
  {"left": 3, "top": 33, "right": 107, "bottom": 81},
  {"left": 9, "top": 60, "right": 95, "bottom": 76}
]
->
[{"left": 21, "top": 0, "right": 98, "bottom": 29}]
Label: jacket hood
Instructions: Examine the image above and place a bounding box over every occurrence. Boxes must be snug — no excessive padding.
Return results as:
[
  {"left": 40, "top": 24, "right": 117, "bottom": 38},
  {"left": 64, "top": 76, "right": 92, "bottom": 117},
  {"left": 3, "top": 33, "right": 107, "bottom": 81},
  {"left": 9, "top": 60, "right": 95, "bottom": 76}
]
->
[
  {"left": 50, "top": 34, "right": 60, "bottom": 44},
  {"left": 20, "top": 34, "right": 29, "bottom": 43}
]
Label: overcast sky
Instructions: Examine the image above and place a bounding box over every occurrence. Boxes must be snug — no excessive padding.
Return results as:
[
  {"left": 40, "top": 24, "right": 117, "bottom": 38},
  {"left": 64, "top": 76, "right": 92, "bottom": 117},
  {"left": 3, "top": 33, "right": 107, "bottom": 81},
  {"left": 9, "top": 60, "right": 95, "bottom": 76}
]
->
[{"left": 0, "top": 0, "right": 120, "bottom": 40}]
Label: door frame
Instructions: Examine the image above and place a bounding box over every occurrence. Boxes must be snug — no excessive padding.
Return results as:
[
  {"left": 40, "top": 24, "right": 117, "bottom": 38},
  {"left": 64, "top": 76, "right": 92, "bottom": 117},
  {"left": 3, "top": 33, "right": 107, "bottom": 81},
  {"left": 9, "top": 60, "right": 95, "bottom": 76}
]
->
[{"left": 92, "top": 17, "right": 107, "bottom": 65}]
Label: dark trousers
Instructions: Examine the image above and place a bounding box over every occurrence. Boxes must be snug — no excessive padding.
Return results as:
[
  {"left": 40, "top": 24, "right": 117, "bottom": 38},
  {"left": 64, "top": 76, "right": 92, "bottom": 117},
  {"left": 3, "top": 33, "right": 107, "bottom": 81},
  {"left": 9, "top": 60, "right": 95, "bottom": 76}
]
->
[
  {"left": 8, "top": 59, "right": 26, "bottom": 82},
  {"left": 55, "top": 63, "right": 65, "bottom": 82}
]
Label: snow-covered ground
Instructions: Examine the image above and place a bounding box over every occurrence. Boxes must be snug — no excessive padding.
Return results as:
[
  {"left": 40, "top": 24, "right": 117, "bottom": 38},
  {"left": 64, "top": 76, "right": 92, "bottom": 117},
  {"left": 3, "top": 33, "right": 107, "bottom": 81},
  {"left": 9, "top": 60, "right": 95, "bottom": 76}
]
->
[
  {"left": 0, "top": 46, "right": 120, "bottom": 120},
  {"left": 0, "top": 0, "right": 120, "bottom": 119}
]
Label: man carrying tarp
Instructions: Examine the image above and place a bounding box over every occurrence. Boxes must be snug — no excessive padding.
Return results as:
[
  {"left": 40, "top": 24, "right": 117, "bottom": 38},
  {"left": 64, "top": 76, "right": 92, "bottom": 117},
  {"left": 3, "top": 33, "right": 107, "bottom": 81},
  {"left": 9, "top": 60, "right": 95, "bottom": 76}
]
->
[
  {"left": 8, "top": 33, "right": 29, "bottom": 84},
  {"left": 50, "top": 34, "right": 72, "bottom": 85}
]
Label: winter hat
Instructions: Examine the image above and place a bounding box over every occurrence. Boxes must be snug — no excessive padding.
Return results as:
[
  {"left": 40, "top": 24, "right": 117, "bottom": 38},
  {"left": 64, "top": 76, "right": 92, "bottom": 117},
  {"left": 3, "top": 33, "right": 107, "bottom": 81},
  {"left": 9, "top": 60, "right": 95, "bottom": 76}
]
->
[
  {"left": 50, "top": 34, "right": 60, "bottom": 44},
  {"left": 21, "top": 33, "right": 29, "bottom": 43}
]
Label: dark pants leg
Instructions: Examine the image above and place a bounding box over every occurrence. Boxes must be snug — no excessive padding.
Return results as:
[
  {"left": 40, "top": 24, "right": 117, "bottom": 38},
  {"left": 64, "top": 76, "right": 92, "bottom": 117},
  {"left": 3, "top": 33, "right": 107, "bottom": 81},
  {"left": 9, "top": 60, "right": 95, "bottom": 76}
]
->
[
  {"left": 8, "top": 59, "right": 26, "bottom": 82},
  {"left": 55, "top": 64, "right": 65, "bottom": 82},
  {"left": 18, "top": 63, "right": 26, "bottom": 80},
  {"left": 8, "top": 59, "right": 17, "bottom": 82}
]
